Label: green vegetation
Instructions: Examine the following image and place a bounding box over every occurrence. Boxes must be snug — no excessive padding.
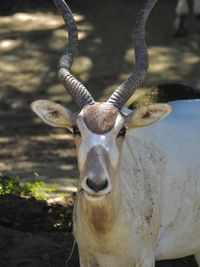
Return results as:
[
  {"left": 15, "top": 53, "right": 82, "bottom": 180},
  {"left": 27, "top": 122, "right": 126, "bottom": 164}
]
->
[
  {"left": 0, "top": 173, "right": 74, "bottom": 233},
  {"left": 127, "top": 87, "right": 159, "bottom": 109},
  {"left": 0, "top": 172, "right": 56, "bottom": 200}
]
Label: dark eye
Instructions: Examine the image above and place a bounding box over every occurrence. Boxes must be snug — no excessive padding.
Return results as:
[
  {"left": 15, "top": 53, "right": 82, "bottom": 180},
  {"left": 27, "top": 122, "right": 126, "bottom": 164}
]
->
[
  {"left": 117, "top": 127, "right": 127, "bottom": 137},
  {"left": 72, "top": 126, "right": 81, "bottom": 136}
]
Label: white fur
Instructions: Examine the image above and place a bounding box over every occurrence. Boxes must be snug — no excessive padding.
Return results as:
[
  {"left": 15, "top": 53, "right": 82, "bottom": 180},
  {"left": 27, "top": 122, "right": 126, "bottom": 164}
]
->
[
  {"left": 74, "top": 99, "right": 200, "bottom": 267},
  {"left": 76, "top": 114, "right": 124, "bottom": 170}
]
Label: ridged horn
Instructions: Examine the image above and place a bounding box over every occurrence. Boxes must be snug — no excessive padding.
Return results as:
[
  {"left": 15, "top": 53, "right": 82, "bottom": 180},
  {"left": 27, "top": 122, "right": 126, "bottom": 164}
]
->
[
  {"left": 107, "top": 0, "right": 158, "bottom": 110},
  {"left": 54, "top": 0, "right": 95, "bottom": 108}
]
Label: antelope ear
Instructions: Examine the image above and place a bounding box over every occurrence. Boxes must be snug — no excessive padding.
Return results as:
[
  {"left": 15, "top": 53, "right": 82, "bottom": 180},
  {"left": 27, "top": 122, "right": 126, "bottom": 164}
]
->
[
  {"left": 127, "top": 103, "right": 172, "bottom": 128},
  {"left": 31, "top": 100, "right": 75, "bottom": 128}
]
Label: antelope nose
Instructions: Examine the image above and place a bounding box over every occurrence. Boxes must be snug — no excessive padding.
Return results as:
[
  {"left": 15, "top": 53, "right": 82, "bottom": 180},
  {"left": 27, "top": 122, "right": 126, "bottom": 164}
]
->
[{"left": 86, "top": 177, "right": 108, "bottom": 192}]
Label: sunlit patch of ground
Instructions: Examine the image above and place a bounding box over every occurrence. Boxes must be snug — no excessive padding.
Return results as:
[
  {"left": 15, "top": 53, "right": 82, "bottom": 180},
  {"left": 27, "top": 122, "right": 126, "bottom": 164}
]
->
[
  {"left": 124, "top": 41, "right": 200, "bottom": 89},
  {"left": 0, "top": 4, "right": 200, "bottom": 195}
]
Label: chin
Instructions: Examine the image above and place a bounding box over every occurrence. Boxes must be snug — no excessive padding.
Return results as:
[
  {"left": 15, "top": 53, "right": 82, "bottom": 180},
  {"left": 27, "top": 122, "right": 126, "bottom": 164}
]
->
[{"left": 83, "top": 189, "right": 111, "bottom": 201}]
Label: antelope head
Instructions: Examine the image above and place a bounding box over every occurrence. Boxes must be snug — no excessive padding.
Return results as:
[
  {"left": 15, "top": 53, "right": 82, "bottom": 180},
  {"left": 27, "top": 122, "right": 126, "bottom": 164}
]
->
[{"left": 31, "top": 0, "right": 171, "bottom": 198}]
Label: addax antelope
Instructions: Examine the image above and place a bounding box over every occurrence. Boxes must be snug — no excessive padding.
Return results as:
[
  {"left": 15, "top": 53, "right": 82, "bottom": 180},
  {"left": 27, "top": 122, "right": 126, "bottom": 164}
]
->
[{"left": 31, "top": 0, "right": 200, "bottom": 266}]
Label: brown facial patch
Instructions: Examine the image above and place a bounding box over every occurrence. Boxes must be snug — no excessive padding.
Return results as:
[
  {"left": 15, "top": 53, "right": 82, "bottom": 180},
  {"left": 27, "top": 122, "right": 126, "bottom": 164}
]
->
[{"left": 82, "top": 102, "right": 119, "bottom": 134}]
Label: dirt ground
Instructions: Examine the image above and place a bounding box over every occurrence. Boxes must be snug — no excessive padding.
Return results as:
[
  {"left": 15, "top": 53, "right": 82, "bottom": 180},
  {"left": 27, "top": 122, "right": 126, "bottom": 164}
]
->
[{"left": 0, "top": 0, "right": 200, "bottom": 266}]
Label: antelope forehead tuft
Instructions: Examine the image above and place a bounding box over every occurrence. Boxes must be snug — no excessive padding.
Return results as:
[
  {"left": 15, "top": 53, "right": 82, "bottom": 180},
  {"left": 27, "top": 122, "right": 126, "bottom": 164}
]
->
[{"left": 83, "top": 102, "right": 119, "bottom": 134}]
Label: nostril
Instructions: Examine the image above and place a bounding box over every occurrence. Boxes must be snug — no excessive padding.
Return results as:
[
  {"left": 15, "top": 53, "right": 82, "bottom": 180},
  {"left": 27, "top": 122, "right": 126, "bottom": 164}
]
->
[{"left": 86, "top": 177, "right": 108, "bottom": 192}]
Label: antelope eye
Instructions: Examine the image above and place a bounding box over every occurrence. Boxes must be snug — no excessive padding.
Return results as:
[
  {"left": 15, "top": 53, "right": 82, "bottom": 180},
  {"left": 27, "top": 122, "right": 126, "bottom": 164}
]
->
[
  {"left": 117, "top": 127, "right": 127, "bottom": 137},
  {"left": 72, "top": 126, "right": 81, "bottom": 136}
]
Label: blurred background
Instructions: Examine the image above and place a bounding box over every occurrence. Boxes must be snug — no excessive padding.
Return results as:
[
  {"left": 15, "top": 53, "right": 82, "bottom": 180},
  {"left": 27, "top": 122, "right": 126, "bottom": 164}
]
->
[{"left": 0, "top": 0, "right": 200, "bottom": 194}]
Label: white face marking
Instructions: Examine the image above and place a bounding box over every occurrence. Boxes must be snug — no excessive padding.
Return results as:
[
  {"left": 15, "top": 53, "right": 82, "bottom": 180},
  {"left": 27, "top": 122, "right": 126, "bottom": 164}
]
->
[{"left": 76, "top": 114, "right": 124, "bottom": 171}]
